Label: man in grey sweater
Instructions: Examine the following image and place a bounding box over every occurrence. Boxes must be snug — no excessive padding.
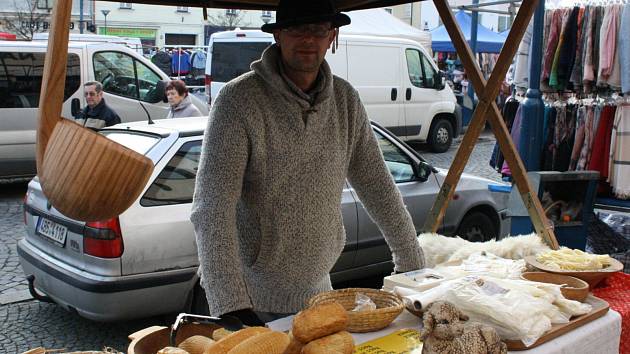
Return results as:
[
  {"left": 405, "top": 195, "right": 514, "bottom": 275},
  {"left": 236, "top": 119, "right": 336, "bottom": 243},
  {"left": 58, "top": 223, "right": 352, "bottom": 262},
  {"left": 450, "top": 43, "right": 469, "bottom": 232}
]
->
[{"left": 190, "top": 0, "right": 425, "bottom": 325}]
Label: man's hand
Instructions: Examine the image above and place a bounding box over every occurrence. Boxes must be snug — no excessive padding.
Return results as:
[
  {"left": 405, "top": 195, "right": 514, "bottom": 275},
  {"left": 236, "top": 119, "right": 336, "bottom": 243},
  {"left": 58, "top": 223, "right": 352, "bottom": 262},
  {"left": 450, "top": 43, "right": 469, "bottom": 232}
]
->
[{"left": 223, "top": 308, "right": 265, "bottom": 327}]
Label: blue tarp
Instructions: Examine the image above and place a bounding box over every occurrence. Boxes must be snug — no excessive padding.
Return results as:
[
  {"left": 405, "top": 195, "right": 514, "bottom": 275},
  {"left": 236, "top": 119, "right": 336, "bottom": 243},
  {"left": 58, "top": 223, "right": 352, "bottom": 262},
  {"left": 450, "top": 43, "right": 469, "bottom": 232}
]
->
[{"left": 431, "top": 10, "right": 506, "bottom": 53}]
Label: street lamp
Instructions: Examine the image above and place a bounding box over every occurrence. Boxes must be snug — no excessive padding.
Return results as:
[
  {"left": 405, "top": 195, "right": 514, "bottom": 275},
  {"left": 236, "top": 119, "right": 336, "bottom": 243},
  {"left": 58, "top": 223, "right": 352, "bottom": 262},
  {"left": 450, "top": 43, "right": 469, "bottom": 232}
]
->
[
  {"left": 261, "top": 10, "right": 272, "bottom": 24},
  {"left": 101, "top": 9, "right": 110, "bottom": 35}
]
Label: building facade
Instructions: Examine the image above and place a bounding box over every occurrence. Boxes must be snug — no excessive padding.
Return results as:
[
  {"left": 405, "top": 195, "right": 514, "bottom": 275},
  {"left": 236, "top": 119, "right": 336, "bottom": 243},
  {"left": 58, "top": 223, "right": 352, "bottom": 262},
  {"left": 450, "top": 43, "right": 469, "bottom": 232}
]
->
[
  {"left": 93, "top": 1, "right": 274, "bottom": 50},
  {"left": 0, "top": 0, "right": 93, "bottom": 39}
]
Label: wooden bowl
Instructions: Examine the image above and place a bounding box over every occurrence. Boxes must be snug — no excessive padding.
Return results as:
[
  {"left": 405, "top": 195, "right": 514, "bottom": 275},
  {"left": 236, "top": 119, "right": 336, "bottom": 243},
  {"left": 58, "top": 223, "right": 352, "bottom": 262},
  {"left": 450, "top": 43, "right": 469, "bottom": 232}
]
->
[
  {"left": 524, "top": 255, "right": 623, "bottom": 289},
  {"left": 521, "top": 272, "right": 589, "bottom": 302},
  {"left": 128, "top": 323, "right": 219, "bottom": 354}
]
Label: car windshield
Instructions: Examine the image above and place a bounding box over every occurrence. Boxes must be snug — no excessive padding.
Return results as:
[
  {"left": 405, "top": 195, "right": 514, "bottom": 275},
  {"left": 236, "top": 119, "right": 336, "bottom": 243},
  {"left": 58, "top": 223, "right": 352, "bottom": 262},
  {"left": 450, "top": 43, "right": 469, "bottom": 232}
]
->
[
  {"left": 211, "top": 41, "right": 270, "bottom": 82},
  {"left": 100, "top": 131, "right": 159, "bottom": 154}
]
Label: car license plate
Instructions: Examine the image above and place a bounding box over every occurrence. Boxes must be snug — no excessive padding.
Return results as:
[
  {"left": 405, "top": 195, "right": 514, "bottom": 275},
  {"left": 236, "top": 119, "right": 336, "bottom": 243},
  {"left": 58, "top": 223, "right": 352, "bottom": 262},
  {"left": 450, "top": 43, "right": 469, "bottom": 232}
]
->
[{"left": 36, "top": 217, "right": 68, "bottom": 246}]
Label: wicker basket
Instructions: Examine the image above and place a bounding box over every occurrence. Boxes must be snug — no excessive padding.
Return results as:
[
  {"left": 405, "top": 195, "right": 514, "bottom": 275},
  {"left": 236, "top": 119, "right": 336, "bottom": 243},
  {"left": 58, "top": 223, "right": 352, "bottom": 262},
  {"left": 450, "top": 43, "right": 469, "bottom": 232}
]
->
[{"left": 307, "top": 288, "right": 404, "bottom": 333}]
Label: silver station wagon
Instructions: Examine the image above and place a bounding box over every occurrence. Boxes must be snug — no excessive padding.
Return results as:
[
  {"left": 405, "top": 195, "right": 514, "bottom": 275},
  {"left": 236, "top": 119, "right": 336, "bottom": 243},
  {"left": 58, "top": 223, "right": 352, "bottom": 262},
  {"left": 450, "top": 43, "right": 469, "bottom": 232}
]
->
[{"left": 19, "top": 117, "right": 509, "bottom": 321}]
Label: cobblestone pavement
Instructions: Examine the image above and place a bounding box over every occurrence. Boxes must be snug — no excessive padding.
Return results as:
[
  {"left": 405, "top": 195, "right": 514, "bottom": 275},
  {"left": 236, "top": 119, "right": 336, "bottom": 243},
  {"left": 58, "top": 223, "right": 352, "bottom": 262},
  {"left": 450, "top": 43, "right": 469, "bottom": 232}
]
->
[
  {"left": 0, "top": 131, "right": 501, "bottom": 352},
  {"left": 411, "top": 128, "right": 503, "bottom": 182}
]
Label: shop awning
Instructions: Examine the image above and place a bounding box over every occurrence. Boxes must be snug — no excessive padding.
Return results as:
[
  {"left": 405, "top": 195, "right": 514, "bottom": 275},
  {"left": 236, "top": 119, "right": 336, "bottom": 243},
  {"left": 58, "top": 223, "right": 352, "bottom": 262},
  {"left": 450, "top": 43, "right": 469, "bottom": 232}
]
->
[
  {"left": 94, "top": 0, "right": 423, "bottom": 10},
  {"left": 430, "top": 10, "right": 506, "bottom": 53}
]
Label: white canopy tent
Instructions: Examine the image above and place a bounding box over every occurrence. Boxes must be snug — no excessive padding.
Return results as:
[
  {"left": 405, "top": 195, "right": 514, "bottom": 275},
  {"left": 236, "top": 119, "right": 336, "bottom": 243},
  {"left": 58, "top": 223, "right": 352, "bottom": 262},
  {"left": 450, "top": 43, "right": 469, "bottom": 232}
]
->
[{"left": 340, "top": 8, "right": 432, "bottom": 54}]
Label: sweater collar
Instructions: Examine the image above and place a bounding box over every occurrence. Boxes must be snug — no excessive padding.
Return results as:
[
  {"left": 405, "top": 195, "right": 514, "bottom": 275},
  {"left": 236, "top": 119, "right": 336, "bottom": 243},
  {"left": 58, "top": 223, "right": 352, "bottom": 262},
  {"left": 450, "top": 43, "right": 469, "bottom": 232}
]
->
[
  {"left": 172, "top": 95, "right": 193, "bottom": 111},
  {"left": 251, "top": 44, "right": 333, "bottom": 109}
]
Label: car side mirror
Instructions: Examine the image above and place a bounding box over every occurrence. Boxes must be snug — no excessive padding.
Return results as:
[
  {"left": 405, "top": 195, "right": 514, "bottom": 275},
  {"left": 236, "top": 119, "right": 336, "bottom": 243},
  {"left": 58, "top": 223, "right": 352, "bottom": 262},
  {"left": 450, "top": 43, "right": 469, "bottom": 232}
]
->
[
  {"left": 71, "top": 98, "right": 81, "bottom": 117},
  {"left": 413, "top": 160, "right": 435, "bottom": 182},
  {"left": 156, "top": 80, "right": 168, "bottom": 103},
  {"left": 434, "top": 71, "right": 446, "bottom": 90}
]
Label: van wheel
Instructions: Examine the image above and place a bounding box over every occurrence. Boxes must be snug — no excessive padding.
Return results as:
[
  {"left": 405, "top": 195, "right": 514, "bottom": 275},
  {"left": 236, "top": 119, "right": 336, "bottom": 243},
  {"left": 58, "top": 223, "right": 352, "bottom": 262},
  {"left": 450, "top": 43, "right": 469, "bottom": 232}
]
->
[
  {"left": 428, "top": 118, "right": 453, "bottom": 153},
  {"left": 456, "top": 211, "right": 497, "bottom": 242}
]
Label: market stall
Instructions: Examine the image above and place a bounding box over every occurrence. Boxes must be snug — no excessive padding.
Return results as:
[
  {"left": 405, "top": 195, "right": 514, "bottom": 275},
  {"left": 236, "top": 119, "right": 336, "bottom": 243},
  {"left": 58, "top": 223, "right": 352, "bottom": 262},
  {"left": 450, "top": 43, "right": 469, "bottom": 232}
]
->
[{"left": 116, "top": 246, "right": 623, "bottom": 354}]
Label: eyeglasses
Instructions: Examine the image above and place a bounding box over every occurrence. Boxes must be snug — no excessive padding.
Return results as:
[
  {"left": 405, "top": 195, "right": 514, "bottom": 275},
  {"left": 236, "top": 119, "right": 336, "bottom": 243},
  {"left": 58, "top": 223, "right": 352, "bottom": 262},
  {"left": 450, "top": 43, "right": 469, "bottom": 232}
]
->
[
  {"left": 84, "top": 91, "right": 98, "bottom": 97},
  {"left": 281, "top": 24, "right": 333, "bottom": 38}
]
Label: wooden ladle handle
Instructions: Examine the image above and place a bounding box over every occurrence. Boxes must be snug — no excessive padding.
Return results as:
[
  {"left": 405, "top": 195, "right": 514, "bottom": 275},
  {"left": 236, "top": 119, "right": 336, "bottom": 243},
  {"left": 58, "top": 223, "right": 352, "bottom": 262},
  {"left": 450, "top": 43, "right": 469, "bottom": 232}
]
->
[{"left": 36, "top": 0, "right": 72, "bottom": 173}]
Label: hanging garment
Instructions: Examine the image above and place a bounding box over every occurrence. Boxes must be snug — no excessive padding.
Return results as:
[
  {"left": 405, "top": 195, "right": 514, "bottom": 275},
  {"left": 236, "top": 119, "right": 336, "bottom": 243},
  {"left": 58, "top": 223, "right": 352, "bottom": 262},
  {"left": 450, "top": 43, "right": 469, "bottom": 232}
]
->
[
  {"left": 620, "top": 4, "right": 630, "bottom": 93},
  {"left": 513, "top": 21, "right": 533, "bottom": 89},
  {"left": 151, "top": 50, "right": 172, "bottom": 76},
  {"left": 542, "top": 10, "right": 564, "bottom": 84},
  {"left": 171, "top": 50, "right": 191, "bottom": 76},
  {"left": 608, "top": 4, "right": 623, "bottom": 89},
  {"left": 549, "top": 9, "right": 572, "bottom": 89},
  {"left": 582, "top": 6, "right": 597, "bottom": 89},
  {"left": 570, "top": 105, "right": 587, "bottom": 170},
  {"left": 501, "top": 104, "right": 524, "bottom": 176},
  {"left": 554, "top": 7, "right": 580, "bottom": 91},
  {"left": 190, "top": 50, "right": 207, "bottom": 79},
  {"left": 541, "top": 105, "right": 557, "bottom": 171},
  {"left": 608, "top": 105, "right": 630, "bottom": 199},
  {"left": 490, "top": 98, "right": 520, "bottom": 170},
  {"left": 553, "top": 104, "right": 576, "bottom": 171},
  {"left": 570, "top": 6, "right": 588, "bottom": 88},
  {"left": 597, "top": 6, "right": 616, "bottom": 87},
  {"left": 589, "top": 105, "right": 616, "bottom": 183},
  {"left": 577, "top": 104, "right": 595, "bottom": 170}
]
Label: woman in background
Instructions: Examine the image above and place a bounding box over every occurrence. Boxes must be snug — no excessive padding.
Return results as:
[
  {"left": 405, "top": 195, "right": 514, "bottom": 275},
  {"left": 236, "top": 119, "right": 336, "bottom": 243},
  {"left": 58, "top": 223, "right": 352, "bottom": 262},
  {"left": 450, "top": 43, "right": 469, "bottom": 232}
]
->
[{"left": 165, "top": 79, "right": 202, "bottom": 118}]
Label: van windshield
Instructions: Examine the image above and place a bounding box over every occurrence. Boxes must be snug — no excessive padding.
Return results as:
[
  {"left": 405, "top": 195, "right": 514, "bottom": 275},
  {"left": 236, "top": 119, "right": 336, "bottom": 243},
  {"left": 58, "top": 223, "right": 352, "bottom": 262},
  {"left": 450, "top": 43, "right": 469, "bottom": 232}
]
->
[{"left": 211, "top": 42, "right": 271, "bottom": 82}]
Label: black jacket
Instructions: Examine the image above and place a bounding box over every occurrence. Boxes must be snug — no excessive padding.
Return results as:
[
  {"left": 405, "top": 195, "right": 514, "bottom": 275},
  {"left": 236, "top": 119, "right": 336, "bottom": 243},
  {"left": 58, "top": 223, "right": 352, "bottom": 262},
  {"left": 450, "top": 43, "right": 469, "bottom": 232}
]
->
[
  {"left": 151, "top": 51, "right": 172, "bottom": 76},
  {"left": 74, "top": 98, "right": 121, "bottom": 130}
]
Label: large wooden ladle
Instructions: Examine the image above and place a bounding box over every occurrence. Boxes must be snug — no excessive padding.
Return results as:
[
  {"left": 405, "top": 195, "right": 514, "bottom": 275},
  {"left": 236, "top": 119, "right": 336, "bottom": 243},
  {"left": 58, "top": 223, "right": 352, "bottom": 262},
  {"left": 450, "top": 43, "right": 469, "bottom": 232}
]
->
[{"left": 36, "top": 0, "right": 153, "bottom": 221}]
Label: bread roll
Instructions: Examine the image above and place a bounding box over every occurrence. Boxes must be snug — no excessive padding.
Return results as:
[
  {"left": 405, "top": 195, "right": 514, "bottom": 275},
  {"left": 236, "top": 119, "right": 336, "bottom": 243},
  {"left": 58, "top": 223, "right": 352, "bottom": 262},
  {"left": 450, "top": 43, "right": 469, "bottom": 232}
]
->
[
  {"left": 227, "top": 331, "right": 290, "bottom": 354},
  {"left": 157, "top": 347, "right": 190, "bottom": 354},
  {"left": 212, "top": 328, "right": 234, "bottom": 341},
  {"left": 282, "top": 332, "right": 304, "bottom": 354},
  {"left": 292, "top": 302, "right": 349, "bottom": 343},
  {"left": 177, "top": 335, "right": 215, "bottom": 354},
  {"left": 205, "top": 326, "right": 270, "bottom": 354},
  {"left": 301, "top": 331, "right": 354, "bottom": 354}
]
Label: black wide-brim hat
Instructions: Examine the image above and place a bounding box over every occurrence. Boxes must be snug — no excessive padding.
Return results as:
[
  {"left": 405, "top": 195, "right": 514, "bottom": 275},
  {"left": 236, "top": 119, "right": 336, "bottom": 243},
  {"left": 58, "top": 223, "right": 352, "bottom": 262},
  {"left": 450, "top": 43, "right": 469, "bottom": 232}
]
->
[{"left": 261, "top": 0, "right": 351, "bottom": 33}]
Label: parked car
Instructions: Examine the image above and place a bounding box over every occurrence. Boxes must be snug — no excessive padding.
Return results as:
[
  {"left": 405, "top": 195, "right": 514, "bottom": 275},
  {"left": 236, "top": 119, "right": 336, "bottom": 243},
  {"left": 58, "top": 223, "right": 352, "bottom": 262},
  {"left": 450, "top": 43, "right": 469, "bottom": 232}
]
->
[
  {"left": 205, "top": 29, "right": 461, "bottom": 152},
  {"left": 19, "top": 117, "right": 509, "bottom": 321},
  {"left": 0, "top": 40, "right": 208, "bottom": 179}
]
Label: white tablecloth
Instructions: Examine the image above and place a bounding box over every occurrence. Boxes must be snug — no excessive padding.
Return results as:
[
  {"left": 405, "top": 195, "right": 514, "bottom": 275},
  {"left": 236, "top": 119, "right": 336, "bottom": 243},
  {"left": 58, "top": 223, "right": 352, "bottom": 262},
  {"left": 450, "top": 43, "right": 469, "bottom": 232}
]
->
[{"left": 268, "top": 309, "right": 621, "bottom": 353}]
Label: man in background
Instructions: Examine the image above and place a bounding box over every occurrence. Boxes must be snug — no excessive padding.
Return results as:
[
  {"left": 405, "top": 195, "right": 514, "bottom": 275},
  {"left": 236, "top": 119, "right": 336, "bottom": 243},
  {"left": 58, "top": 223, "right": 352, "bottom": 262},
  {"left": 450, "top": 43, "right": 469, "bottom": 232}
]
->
[{"left": 74, "top": 81, "right": 121, "bottom": 130}]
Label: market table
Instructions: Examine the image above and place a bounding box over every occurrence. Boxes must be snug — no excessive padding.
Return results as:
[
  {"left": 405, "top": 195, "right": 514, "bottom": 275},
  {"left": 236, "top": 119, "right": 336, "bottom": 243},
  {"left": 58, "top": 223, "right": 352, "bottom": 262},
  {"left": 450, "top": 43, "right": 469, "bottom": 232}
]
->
[{"left": 268, "top": 309, "right": 621, "bottom": 353}]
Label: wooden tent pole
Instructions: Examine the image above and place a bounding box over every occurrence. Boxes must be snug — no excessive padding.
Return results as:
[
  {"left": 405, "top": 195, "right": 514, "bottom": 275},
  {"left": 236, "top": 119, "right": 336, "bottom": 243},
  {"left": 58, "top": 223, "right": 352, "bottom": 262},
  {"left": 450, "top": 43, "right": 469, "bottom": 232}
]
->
[
  {"left": 36, "top": 0, "right": 73, "bottom": 172},
  {"left": 424, "top": 0, "right": 559, "bottom": 249}
]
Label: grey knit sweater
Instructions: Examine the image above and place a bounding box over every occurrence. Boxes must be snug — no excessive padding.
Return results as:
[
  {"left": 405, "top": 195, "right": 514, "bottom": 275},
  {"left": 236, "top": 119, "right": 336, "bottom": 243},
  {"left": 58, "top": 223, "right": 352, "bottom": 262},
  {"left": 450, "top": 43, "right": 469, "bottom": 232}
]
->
[{"left": 190, "top": 44, "right": 424, "bottom": 316}]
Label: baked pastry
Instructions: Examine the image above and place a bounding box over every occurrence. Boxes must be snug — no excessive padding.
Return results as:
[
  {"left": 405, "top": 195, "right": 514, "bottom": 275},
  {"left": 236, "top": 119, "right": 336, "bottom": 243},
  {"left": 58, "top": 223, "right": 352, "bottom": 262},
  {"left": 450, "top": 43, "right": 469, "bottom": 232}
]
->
[
  {"left": 292, "top": 301, "right": 349, "bottom": 342},
  {"left": 301, "top": 331, "right": 354, "bottom": 354},
  {"left": 205, "top": 326, "right": 270, "bottom": 354},
  {"left": 282, "top": 332, "right": 304, "bottom": 354},
  {"left": 177, "top": 335, "right": 214, "bottom": 354},
  {"left": 227, "top": 331, "right": 290, "bottom": 354}
]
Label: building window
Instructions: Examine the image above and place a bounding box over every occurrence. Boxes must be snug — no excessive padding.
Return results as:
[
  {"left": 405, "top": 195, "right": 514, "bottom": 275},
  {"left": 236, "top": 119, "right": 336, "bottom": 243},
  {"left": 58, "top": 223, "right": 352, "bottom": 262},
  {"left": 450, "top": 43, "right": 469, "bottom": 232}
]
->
[
  {"left": 498, "top": 16, "right": 510, "bottom": 32},
  {"left": 119, "top": 3, "right": 132, "bottom": 9},
  {"left": 37, "top": 0, "right": 53, "bottom": 10},
  {"left": 384, "top": 8, "right": 393, "bottom": 14},
  {"left": 176, "top": 6, "right": 189, "bottom": 13}
]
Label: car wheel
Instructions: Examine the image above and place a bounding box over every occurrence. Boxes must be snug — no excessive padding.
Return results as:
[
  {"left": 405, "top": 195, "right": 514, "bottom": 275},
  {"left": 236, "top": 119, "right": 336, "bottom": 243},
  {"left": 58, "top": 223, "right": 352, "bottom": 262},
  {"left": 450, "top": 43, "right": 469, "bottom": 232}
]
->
[
  {"left": 456, "top": 211, "right": 497, "bottom": 242},
  {"left": 428, "top": 117, "right": 453, "bottom": 153}
]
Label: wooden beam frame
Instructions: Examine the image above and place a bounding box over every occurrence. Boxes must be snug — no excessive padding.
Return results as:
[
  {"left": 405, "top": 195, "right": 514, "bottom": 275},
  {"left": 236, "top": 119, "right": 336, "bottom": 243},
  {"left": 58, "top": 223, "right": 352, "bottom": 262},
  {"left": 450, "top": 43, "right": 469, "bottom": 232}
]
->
[{"left": 424, "top": 0, "right": 559, "bottom": 249}]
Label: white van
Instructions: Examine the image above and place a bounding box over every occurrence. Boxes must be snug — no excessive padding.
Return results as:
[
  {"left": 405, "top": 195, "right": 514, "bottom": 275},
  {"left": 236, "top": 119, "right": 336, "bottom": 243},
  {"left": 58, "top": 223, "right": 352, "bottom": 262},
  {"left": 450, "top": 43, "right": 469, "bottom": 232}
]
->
[
  {"left": 204, "top": 29, "right": 461, "bottom": 152},
  {"left": 0, "top": 40, "right": 209, "bottom": 179}
]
